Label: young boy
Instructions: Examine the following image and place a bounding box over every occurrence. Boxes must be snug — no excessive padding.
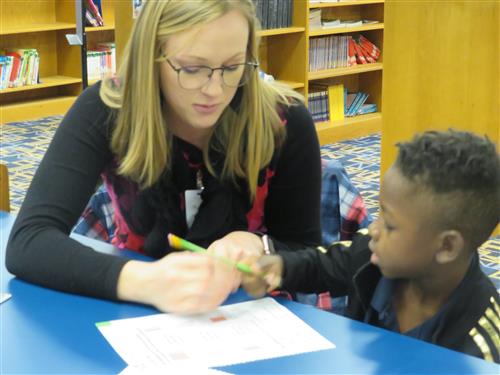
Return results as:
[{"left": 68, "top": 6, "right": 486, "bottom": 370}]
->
[{"left": 242, "top": 130, "right": 500, "bottom": 363}]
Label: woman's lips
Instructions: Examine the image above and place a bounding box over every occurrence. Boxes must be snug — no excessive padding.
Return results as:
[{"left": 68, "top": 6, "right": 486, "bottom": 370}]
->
[{"left": 193, "top": 103, "right": 219, "bottom": 114}]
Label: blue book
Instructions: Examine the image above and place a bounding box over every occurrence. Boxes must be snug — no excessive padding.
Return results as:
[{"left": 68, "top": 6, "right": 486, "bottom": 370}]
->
[
  {"left": 346, "top": 92, "right": 363, "bottom": 117},
  {"left": 348, "top": 93, "right": 369, "bottom": 117},
  {"left": 357, "top": 103, "right": 377, "bottom": 115}
]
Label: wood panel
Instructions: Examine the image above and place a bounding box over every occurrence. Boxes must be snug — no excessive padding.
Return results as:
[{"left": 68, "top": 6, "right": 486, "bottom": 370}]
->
[
  {"left": 381, "top": 0, "right": 499, "bottom": 235},
  {"left": 0, "top": 1, "right": 57, "bottom": 29},
  {"left": 0, "top": 164, "right": 10, "bottom": 213},
  {"left": 0, "top": 32, "right": 60, "bottom": 77},
  {"left": 0, "top": 96, "right": 77, "bottom": 124},
  {"left": 114, "top": 0, "right": 134, "bottom": 63},
  {"left": 381, "top": 0, "right": 499, "bottom": 172}
]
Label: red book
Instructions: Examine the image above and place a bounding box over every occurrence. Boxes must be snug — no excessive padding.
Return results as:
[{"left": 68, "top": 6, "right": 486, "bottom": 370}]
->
[
  {"left": 358, "top": 41, "right": 376, "bottom": 63},
  {"left": 353, "top": 42, "right": 367, "bottom": 64},
  {"left": 359, "top": 35, "right": 380, "bottom": 59},
  {"left": 86, "top": 0, "right": 104, "bottom": 26},
  {"left": 348, "top": 37, "right": 357, "bottom": 66},
  {"left": 6, "top": 52, "right": 21, "bottom": 87}
]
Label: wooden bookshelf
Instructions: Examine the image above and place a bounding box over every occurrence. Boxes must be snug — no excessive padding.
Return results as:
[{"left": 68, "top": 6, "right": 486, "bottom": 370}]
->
[
  {"left": 279, "top": 80, "right": 305, "bottom": 89},
  {"left": 315, "top": 112, "right": 381, "bottom": 144},
  {"left": 309, "top": 63, "right": 383, "bottom": 80},
  {"left": 1, "top": 23, "right": 76, "bottom": 35},
  {"left": 0, "top": 1, "right": 115, "bottom": 124},
  {"left": 257, "top": 27, "right": 305, "bottom": 37},
  {"left": 310, "top": 0, "right": 384, "bottom": 8},
  {"left": 309, "top": 23, "right": 384, "bottom": 37},
  {"left": 0, "top": 76, "right": 82, "bottom": 94},
  {"left": 306, "top": 0, "right": 384, "bottom": 144}
]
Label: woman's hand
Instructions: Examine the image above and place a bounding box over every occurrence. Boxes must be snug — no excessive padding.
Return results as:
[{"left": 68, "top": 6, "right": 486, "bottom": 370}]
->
[
  {"left": 117, "top": 251, "right": 237, "bottom": 314},
  {"left": 206, "top": 231, "right": 264, "bottom": 292}
]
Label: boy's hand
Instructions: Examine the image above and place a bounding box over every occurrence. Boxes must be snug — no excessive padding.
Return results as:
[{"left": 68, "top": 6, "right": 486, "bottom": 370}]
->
[{"left": 241, "top": 255, "right": 284, "bottom": 298}]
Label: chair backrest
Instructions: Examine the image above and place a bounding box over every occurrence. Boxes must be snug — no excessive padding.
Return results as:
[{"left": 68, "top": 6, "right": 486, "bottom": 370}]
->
[
  {"left": 320, "top": 158, "right": 371, "bottom": 245},
  {"left": 0, "top": 164, "right": 10, "bottom": 212}
]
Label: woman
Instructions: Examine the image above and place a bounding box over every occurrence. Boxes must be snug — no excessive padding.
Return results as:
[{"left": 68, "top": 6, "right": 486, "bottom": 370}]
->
[{"left": 6, "top": 0, "right": 321, "bottom": 314}]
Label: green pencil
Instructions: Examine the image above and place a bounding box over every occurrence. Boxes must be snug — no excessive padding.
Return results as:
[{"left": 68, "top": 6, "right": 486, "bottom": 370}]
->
[{"left": 167, "top": 233, "right": 254, "bottom": 275}]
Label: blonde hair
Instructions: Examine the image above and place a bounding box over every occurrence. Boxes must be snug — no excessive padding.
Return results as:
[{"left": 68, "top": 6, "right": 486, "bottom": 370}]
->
[{"left": 100, "top": 0, "right": 302, "bottom": 200}]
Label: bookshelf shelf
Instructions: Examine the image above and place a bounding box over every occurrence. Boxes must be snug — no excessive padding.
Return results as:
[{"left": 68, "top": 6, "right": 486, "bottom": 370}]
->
[
  {"left": 0, "top": 96, "right": 78, "bottom": 124},
  {"left": 0, "top": 76, "right": 82, "bottom": 94},
  {"left": 0, "top": 23, "right": 77, "bottom": 36},
  {"left": 309, "top": 63, "right": 383, "bottom": 80},
  {"left": 306, "top": 0, "right": 384, "bottom": 144},
  {"left": 315, "top": 112, "right": 382, "bottom": 143},
  {"left": 257, "top": 27, "right": 306, "bottom": 37},
  {"left": 88, "top": 79, "right": 100, "bottom": 86},
  {"left": 86, "top": 25, "right": 115, "bottom": 33},
  {"left": 0, "top": 1, "right": 115, "bottom": 124},
  {"left": 309, "top": 23, "right": 383, "bottom": 36},
  {"left": 310, "top": 0, "right": 385, "bottom": 8},
  {"left": 279, "top": 80, "right": 305, "bottom": 89}
]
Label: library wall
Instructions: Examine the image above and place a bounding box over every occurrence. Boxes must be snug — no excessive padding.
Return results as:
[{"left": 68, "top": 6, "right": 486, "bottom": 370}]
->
[{"left": 381, "top": 0, "right": 499, "bottom": 172}]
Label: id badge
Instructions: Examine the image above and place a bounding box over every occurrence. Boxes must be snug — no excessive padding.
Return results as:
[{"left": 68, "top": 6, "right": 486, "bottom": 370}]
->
[{"left": 185, "top": 189, "right": 203, "bottom": 228}]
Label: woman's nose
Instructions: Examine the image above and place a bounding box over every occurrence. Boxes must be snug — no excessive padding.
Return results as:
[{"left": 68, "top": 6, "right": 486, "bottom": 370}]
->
[{"left": 201, "top": 71, "right": 225, "bottom": 96}]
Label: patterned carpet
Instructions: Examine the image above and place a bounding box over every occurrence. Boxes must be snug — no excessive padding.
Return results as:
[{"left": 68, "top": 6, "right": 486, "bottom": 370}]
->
[{"left": 1, "top": 116, "right": 498, "bottom": 292}]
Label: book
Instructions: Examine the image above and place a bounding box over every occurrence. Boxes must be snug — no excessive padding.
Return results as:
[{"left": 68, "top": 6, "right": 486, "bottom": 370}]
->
[
  {"left": 359, "top": 35, "right": 381, "bottom": 59},
  {"left": 357, "top": 103, "right": 377, "bottom": 115},
  {"left": 321, "top": 19, "right": 341, "bottom": 28},
  {"left": 347, "top": 37, "right": 357, "bottom": 66},
  {"left": 86, "top": 0, "right": 104, "bottom": 26},
  {"left": 341, "top": 20, "right": 363, "bottom": 28},
  {"left": 85, "top": 9, "right": 99, "bottom": 27},
  {"left": 346, "top": 92, "right": 369, "bottom": 117},
  {"left": 328, "top": 84, "right": 344, "bottom": 121},
  {"left": 309, "top": 9, "right": 322, "bottom": 29},
  {"left": 353, "top": 42, "right": 367, "bottom": 64},
  {"left": 345, "top": 93, "right": 357, "bottom": 114},
  {"left": 5, "top": 51, "right": 21, "bottom": 87}
]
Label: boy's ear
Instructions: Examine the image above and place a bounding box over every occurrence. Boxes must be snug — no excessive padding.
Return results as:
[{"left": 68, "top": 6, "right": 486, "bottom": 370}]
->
[{"left": 435, "top": 230, "right": 465, "bottom": 264}]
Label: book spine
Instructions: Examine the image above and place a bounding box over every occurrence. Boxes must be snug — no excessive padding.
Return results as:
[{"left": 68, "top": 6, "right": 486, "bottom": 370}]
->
[{"left": 86, "top": 0, "right": 104, "bottom": 26}]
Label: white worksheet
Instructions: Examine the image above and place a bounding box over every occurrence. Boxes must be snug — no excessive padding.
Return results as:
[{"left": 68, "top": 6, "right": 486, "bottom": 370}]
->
[
  {"left": 119, "top": 364, "right": 232, "bottom": 375},
  {"left": 0, "top": 293, "right": 11, "bottom": 304},
  {"left": 97, "top": 298, "right": 334, "bottom": 368}
]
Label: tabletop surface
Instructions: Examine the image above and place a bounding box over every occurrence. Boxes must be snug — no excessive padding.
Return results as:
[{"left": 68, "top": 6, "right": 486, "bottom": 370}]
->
[{"left": 1, "top": 211, "right": 498, "bottom": 374}]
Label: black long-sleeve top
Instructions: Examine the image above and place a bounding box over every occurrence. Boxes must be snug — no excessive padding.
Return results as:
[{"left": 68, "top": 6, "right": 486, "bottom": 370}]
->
[
  {"left": 278, "top": 233, "right": 500, "bottom": 363},
  {"left": 6, "top": 83, "right": 322, "bottom": 300}
]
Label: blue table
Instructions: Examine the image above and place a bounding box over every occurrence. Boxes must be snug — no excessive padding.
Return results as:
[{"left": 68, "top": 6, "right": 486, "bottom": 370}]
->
[{"left": 1, "top": 211, "right": 498, "bottom": 374}]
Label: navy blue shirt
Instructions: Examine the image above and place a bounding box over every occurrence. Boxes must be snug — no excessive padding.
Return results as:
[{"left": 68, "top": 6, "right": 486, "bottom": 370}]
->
[{"left": 367, "top": 275, "right": 466, "bottom": 341}]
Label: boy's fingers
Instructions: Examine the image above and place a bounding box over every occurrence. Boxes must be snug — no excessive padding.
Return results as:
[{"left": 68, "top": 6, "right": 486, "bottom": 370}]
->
[
  {"left": 241, "top": 255, "right": 283, "bottom": 298},
  {"left": 241, "top": 274, "right": 268, "bottom": 298}
]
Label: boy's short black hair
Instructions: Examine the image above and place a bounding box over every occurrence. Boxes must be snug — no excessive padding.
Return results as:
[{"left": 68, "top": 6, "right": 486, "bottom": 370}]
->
[{"left": 395, "top": 129, "right": 500, "bottom": 249}]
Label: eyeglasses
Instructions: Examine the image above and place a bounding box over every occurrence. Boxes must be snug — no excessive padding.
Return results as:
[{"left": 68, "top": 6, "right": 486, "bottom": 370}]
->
[{"left": 163, "top": 57, "right": 259, "bottom": 90}]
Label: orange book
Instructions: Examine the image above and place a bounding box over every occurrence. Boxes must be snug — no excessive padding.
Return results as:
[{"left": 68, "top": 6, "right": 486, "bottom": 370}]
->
[
  {"left": 359, "top": 35, "right": 380, "bottom": 59},
  {"left": 5, "top": 52, "right": 21, "bottom": 87},
  {"left": 353, "top": 42, "right": 367, "bottom": 64},
  {"left": 348, "top": 37, "right": 357, "bottom": 66},
  {"left": 359, "top": 42, "right": 376, "bottom": 63}
]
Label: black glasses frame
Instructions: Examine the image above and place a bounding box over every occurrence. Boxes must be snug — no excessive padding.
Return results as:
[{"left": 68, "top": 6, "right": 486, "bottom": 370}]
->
[{"left": 163, "top": 57, "right": 259, "bottom": 89}]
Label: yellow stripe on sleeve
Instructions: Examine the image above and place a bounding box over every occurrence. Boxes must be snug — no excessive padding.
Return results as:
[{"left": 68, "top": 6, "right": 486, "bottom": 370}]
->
[{"left": 469, "top": 327, "right": 494, "bottom": 362}]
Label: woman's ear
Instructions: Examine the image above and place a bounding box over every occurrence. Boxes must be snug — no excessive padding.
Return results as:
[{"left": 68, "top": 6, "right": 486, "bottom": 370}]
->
[{"left": 435, "top": 230, "right": 465, "bottom": 264}]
